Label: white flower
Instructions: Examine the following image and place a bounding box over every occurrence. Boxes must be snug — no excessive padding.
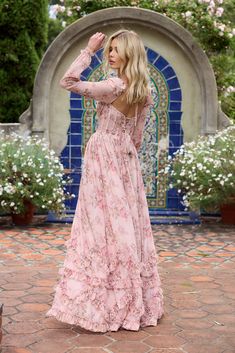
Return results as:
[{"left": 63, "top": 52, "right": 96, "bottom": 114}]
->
[
  {"left": 226, "top": 86, "right": 235, "bottom": 94},
  {"left": 67, "top": 9, "right": 72, "bottom": 16},
  {"left": 217, "top": 23, "right": 225, "bottom": 32},
  {"left": 185, "top": 11, "right": 192, "bottom": 18},
  {"left": 216, "top": 7, "right": 224, "bottom": 17},
  {"left": 207, "top": 5, "right": 215, "bottom": 15}
]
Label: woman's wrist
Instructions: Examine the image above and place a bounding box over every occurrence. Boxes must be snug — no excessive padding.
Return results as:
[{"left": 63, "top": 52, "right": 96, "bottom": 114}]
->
[{"left": 86, "top": 46, "right": 95, "bottom": 56}]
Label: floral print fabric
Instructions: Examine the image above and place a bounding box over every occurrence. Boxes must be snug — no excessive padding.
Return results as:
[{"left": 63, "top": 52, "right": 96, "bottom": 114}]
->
[{"left": 46, "top": 48, "right": 164, "bottom": 332}]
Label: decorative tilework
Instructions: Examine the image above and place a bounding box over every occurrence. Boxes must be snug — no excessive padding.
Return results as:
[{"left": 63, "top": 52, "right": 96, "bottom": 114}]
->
[{"left": 60, "top": 47, "right": 184, "bottom": 214}]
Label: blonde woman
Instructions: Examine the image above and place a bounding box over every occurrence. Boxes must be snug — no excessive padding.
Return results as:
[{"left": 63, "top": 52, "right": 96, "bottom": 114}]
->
[{"left": 47, "top": 30, "right": 164, "bottom": 332}]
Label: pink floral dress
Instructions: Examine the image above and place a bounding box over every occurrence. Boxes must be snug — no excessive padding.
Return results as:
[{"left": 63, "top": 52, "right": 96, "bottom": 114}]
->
[{"left": 46, "top": 47, "right": 164, "bottom": 332}]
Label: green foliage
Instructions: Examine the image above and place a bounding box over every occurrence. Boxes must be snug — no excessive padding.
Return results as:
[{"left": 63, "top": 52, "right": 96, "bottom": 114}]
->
[
  {"left": 50, "top": 0, "right": 235, "bottom": 122},
  {"left": 0, "top": 133, "right": 73, "bottom": 215},
  {"left": 47, "top": 18, "right": 63, "bottom": 48},
  {"left": 0, "top": 0, "right": 48, "bottom": 123},
  {"left": 164, "top": 126, "right": 235, "bottom": 212}
]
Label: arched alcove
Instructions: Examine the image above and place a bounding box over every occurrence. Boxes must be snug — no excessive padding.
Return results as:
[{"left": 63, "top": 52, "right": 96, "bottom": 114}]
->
[{"left": 28, "top": 7, "right": 221, "bottom": 148}]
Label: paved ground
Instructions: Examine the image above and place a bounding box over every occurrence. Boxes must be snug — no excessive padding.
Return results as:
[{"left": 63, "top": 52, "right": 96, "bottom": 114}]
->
[{"left": 0, "top": 220, "right": 235, "bottom": 353}]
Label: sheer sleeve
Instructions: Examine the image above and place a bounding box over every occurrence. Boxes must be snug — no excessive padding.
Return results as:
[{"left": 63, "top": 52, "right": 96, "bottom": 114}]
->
[
  {"left": 131, "top": 95, "right": 153, "bottom": 152},
  {"left": 60, "top": 47, "right": 126, "bottom": 103}
]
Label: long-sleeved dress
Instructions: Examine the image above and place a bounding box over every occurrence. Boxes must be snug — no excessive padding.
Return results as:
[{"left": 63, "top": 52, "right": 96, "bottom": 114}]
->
[{"left": 46, "top": 47, "right": 164, "bottom": 332}]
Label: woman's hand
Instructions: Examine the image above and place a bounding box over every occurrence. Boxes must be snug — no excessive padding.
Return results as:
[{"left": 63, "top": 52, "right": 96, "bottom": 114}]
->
[{"left": 87, "top": 32, "right": 106, "bottom": 54}]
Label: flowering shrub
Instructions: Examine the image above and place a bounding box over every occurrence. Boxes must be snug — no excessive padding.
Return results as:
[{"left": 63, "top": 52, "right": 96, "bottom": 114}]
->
[
  {"left": 0, "top": 133, "right": 74, "bottom": 216},
  {"left": 49, "top": 0, "right": 235, "bottom": 122},
  {"left": 164, "top": 125, "right": 235, "bottom": 212}
]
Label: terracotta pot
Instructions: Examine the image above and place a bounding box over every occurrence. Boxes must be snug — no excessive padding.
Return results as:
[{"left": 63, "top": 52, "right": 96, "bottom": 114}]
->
[
  {"left": 11, "top": 200, "right": 36, "bottom": 226},
  {"left": 220, "top": 200, "right": 235, "bottom": 225}
]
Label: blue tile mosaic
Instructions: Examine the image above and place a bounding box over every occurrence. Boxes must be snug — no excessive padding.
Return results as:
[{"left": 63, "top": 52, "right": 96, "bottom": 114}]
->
[
  {"left": 71, "top": 158, "right": 82, "bottom": 168},
  {"left": 167, "top": 188, "right": 179, "bottom": 197},
  {"left": 170, "top": 89, "right": 182, "bottom": 101},
  {"left": 70, "top": 100, "right": 83, "bottom": 109},
  {"left": 71, "top": 146, "right": 82, "bottom": 158},
  {"left": 170, "top": 135, "right": 182, "bottom": 147},
  {"left": 169, "top": 112, "right": 183, "bottom": 121},
  {"left": 70, "top": 185, "right": 80, "bottom": 195},
  {"left": 70, "top": 173, "right": 81, "bottom": 184},
  {"left": 155, "top": 56, "right": 168, "bottom": 71},
  {"left": 167, "top": 197, "right": 180, "bottom": 209},
  {"left": 70, "top": 134, "right": 82, "bottom": 145},
  {"left": 169, "top": 146, "right": 180, "bottom": 156},
  {"left": 96, "top": 49, "right": 103, "bottom": 59},
  {"left": 147, "top": 48, "right": 158, "bottom": 63},
  {"left": 82, "top": 67, "right": 92, "bottom": 78},
  {"left": 70, "top": 122, "right": 82, "bottom": 134},
  {"left": 170, "top": 122, "right": 182, "bottom": 135},
  {"left": 69, "top": 108, "right": 83, "bottom": 118},
  {"left": 91, "top": 55, "right": 102, "bottom": 68},
  {"left": 167, "top": 77, "right": 180, "bottom": 90},
  {"left": 60, "top": 157, "right": 70, "bottom": 168},
  {"left": 70, "top": 92, "right": 81, "bottom": 99},
  {"left": 70, "top": 197, "right": 79, "bottom": 209},
  {"left": 61, "top": 146, "right": 69, "bottom": 158},
  {"left": 162, "top": 66, "right": 175, "bottom": 80},
  {"left": 169, "top": 102, "right": 182, "bottom": 111}
]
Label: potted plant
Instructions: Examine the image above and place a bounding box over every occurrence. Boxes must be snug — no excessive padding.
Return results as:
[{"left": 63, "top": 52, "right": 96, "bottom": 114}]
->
[
  {"left": 0, "top": 133, "right": 73, "bottom": 225},
  {"left": 164, "top": 125, "right": 235, "bottom": 224}
]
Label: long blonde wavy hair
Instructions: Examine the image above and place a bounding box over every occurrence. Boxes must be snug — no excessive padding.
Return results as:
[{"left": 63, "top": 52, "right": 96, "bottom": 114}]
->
[{"left": 103, "top": 29, "right": 150, "bottom": 104}]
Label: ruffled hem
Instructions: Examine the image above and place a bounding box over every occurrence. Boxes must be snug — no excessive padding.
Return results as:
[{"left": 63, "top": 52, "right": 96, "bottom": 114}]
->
[
  {"left": 46, "top": 307, "right": 164, "bottom": 333},
  {"left": 47, "top": 270, "right": 164, "bottom": 333},
  {"left": 61, "top": 242, "right": 159, "bottom": 289},
  {"left": 47, "top": 240, "right": 164, "bottom": 332}
]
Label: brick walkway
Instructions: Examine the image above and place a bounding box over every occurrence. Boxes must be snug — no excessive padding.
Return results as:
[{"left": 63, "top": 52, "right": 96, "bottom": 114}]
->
[{"left": 0, "top": 221, "right": 235, "bottom": 353}]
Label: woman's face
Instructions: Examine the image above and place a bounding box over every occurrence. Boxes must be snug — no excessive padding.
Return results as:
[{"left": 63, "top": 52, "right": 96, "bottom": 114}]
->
[{"left": 108, "top": 38, "right": 125, "bottom": 69}]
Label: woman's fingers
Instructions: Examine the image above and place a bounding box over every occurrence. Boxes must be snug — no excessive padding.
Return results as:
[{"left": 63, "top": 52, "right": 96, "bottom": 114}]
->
[{"left": 88, "top": 32, "right": 106, "bottom": 53}]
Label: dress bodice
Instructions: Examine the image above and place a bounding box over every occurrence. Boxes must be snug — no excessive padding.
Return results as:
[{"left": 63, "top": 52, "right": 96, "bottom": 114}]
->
[
  {"left": 59, "top": 46, "right": 153, "bottom": 152},
  {"left": 96, "top": 102, "right": 137, "bottom": 136}
]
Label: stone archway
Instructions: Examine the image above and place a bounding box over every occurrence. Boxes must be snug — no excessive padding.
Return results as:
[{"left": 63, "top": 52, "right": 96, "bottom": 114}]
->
[{"left": 19, "top": 7, "right": 230, "bottom": 220}]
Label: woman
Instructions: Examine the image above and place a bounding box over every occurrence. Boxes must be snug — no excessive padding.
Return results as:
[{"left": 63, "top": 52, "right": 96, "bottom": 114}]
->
[{"left": 47, "top": 30, "right": 164, "bottom": 332}]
